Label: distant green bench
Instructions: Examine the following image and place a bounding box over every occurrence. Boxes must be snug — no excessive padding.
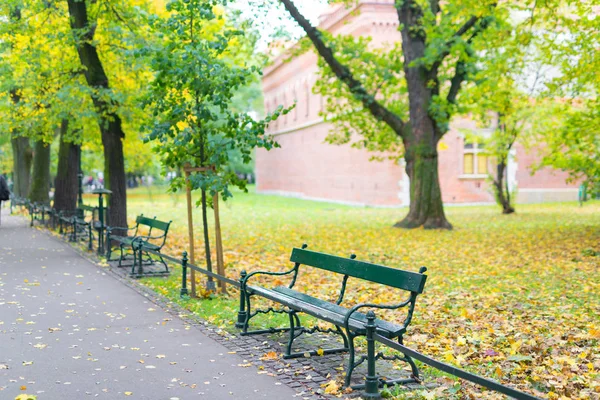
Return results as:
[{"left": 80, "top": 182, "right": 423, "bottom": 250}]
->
[
  {"left": 106, "top": 215, "right": 172, "bottom": 277},
  {"left": 29, "top": 202, "right": 53, "bottom": 227},
  {"left": 10, "top": 195, "right": 30, "bottom": 214},
  {"left": 56, "top": 205, "right": 107, "bottom": 248},
  {"left": 73, "top": 204, "right": 109, "bottom": 249},
  {"left": 238, "top": 244, "right": 428, "bottom": 389}
]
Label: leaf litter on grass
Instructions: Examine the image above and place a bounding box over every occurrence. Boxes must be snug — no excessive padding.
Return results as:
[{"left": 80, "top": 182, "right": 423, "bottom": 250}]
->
[{"left": 131, "top": 188, "right": 600, "bottom": 399}]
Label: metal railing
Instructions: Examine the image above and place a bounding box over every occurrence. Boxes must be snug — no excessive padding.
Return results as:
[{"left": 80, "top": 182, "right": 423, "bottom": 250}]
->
[{"left": 104, "top": 248, "right": 544, "bottom": 399}]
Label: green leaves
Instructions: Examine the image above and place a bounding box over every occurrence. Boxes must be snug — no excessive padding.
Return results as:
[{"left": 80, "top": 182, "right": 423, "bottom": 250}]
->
[{"left": 144, "top": 0, "right": 286, "bottom": 200}]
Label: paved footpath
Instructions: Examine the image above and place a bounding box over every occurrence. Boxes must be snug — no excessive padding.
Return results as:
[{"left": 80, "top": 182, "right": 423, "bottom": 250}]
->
[{"left": 0, "top": 210, "right": 298, "bottom": 400}]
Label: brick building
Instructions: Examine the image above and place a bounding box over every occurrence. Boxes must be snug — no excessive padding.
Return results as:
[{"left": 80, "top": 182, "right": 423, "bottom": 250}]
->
[{"left": 256, "top": 1, "right": 578, "bottom": 207}]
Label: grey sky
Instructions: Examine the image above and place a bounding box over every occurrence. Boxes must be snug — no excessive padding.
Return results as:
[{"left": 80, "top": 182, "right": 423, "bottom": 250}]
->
[{"left": 230, "top": 0, "right": 327, "bottom": 48}]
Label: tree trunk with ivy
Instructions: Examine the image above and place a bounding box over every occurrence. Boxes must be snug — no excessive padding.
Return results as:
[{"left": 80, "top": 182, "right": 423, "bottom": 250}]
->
[
  {"left": 29, "top": 140, "right": 51, "bottom": 204},
  {"left": 67, "top": 0, "right": 127, "bottom": 228},
  {"left": 399, "top": 144, "right": 450, "bottom": 228},
  {"left": 11, "top": 135, "right": 32, "bottom": 198},
  {"left": 54, "top": 120, "right": 81, "bottom": 211}
]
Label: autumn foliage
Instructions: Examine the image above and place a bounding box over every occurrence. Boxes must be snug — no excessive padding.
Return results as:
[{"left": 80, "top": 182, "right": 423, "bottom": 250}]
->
[{"left": 134, "top": 188, "right": 600, "bottom": 399}]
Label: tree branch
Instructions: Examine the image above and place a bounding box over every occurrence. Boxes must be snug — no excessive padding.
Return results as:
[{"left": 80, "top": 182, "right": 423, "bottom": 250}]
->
[
  {"left": 446, "top": 60, "right": 466, "bottom": 105},
  {"left": 429, "top": 16, "right": 479, "bottom": 74},
  {"left": 446, "top": 17, "right": 494, "bottom": 105},
  {"left": 279, "top": 0, "right": 405, "bottom": 136},
  {"left": 453, "top": 15, "right": 480, "bottom": 38}
]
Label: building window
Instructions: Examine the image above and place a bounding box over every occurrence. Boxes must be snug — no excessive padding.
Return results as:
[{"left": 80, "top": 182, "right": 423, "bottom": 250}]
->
[{"left": 463, "top": 142, "right": 488, "bottom": 176}]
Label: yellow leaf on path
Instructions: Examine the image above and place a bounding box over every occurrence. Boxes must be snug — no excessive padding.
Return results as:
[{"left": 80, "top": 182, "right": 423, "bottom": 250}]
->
[
  {"left": 317, "top": 348, "right": 324, "bottom": 356},
  {"left": 15, "top": 395, "right": 37, "bottom": 400},
  {"left": 260, "top": 351, "right": 278, "bottom": 360},
  {"left": 322, "top": 380, "right": 339, "bottom": 395},
  {"left": 124, "top": 392, "right": 133, "bottom": 396}
]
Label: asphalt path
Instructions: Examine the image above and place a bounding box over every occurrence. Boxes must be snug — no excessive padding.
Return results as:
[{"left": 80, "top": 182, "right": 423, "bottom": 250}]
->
[{"left": 0, "top": 209, "right": 297, "bottom": 400}]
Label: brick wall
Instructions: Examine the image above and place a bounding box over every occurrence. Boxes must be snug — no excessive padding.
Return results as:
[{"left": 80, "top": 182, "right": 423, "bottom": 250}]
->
[{"left": 257, "top": 1, "right": 579, "bottom": 206}]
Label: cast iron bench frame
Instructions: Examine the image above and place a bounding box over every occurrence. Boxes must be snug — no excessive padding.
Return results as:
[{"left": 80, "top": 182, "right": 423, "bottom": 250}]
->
[
  {"left": 71, "top": 204, "right": 109, "bottom": 250},
  {"left": 10, "top": 195, "right": 30, "bottom": 214},
  {"left": 57, "top": 205, "right": 101, "bottom": 246},
  {"left": 237, "top": 244, "right": 428, "bottom": 389},
  {"left": 106, "top": 214, "right": 172, "bottom": 277},
  {"left": 29, "top": 202, "right": 54, "bottom": 227}
]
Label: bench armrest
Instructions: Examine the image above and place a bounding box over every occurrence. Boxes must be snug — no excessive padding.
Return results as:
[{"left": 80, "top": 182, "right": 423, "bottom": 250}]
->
[
  {"left": 343, "top": 296, "right": 414, "bottom": 332},
  {"left": 106, "top": 226, "right": 136, "bottom": 235},
  {"left": 132, "top": 234, "right": 166, "bottom": 241},
  {"left": 241, "top": 267, "right": 298, "bottom": 292}
]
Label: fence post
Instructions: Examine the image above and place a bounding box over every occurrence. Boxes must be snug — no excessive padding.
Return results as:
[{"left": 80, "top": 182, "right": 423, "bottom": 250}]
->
[
  {"left": 364, "top": 310, "right": 381, "bottom": 399},
  {"left": 180, "top": 251, "right": 189, "bottom": 297},
  {"left": 235, "top": 270, "right": 247, "bottom": 328}
]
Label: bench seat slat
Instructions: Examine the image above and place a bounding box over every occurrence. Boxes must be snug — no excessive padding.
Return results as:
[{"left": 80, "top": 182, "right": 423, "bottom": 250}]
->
[
  {"left": 111, "top": 236, "right": 134, "bottom": 245},
  {"left": 249, "top": 285, "right": 405, "bottom": 338},
  {"left": 110, "top": 235, "right": 160, "bottom": 250}
]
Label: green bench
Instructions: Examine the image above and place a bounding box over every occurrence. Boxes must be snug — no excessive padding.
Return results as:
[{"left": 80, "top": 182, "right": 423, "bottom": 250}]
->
[
  {"left": 56, "top": 205, "right": 104, "bottom": 246},
  {"left": 238, "top": 244, "right": 428, "bottom": 388},
  {"left": 29, "top": 202, "right": 53, "bottom": 227},
  {"left": 71, "top": 204, "right": 109, "bottom": 249},
  {"left": 106, "top": 215, "right": 172, "bottom": 277},
  {"left": 10, "top": 195, "right": 30, "bottom": 214}
]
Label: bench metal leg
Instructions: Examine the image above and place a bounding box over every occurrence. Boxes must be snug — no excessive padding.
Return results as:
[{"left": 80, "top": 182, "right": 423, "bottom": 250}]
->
[
  {"left": 88, "top": 225, "right": 93, "bottom": 250},
  {"left": 345, "top": 334, "right": 420, "bottom": 390},
  {"left": 239, "top": 292, "right": 292, "bottom": 336},
  {"left": 345, "top": 330, "right": 360, "bottom": 387},
  {"left": 283, "top": 313, "right": 349, "bottom": 359},
  {"left": 106, "top": 232, "right": 112, "bottom": 260},
  {"left": 157, "top": 254, "right": 169, "bottom": 273},
  {"left": 118, "top": 244, "right": 125, "bottom": 268}
]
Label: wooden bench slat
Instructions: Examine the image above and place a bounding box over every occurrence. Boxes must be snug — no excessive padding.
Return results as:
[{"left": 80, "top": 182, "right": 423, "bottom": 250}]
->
[
  {"left": 290, "top": 248, "right": 427, "bottom": 293},
  {"left": 272, "top": 286, "right": 405, "bottom": 338},
  {"left": 136, "top": 215, "right": 170, "bottom": 231}
]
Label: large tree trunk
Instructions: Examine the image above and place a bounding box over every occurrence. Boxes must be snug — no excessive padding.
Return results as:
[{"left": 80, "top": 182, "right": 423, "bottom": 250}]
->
[
  {"left": 11, "top": 136, "right": 32, "bottom": 198},
  {"left": 67, "top": 0, "right": 127, "bottom": 228},
  {"left": 396, "top": 2, "right": 452, "bottom": 229},
  {"left": 396, "top": 141, "right": 451, "bottom": 229},
  {"left": 29, "top": 140, "right": 51, "bottom": 203},
  {"left": 54, "top": 120, "right": 81, "bottom": 211}
]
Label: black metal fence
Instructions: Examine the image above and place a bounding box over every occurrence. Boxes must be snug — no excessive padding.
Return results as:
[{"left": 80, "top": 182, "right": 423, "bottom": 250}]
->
[{"left": 139, "top": 250, "right": 542, "bottom": 400}]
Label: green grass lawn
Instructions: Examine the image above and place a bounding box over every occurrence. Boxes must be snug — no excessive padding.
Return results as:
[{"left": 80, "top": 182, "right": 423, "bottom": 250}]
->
[{"left": 112, "top": 185, "right": 599, "bottom": 399}]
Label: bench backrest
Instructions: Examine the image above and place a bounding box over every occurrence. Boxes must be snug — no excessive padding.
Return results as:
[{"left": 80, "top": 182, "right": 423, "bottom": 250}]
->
[
  {"left": 136, "top": 215, "right": 171, "bottom": 232},
  {"left": 290, "top": 247, "right": 427, "bottom": 294}
]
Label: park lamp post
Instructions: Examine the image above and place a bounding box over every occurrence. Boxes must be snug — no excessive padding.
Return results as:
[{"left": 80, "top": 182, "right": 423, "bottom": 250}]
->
[
  {"left": 78, "top": 153, "right": 84, "bottom": 208},
  {"left": 90, "top": 188, "right": 112, "bottom": 255},
  {"left": 78, "top": 172, "right": 84, "bottom": 208}
]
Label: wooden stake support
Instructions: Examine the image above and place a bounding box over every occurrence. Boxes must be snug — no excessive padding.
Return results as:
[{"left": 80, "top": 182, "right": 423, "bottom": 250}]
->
[
  {"left": 184, "top": 166, "right": 197, "bottom": 297},
  {"left": 213, "top": 192, "right": 226, "bottom": 293},
  {"left": 183, "top": 164, "right": 227, "bottom": 294}
]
